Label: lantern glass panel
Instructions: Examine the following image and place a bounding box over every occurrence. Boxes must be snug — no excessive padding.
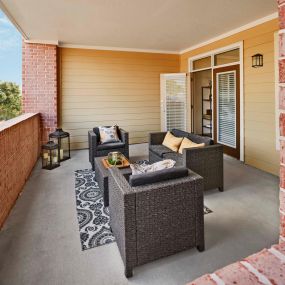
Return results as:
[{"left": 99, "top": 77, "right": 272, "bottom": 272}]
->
[
  {"left": 252, "top": 54, "right": 263, "bottom": 68},
  {"left": 42, "top": 142, "right": 60, "bottom": 170},
  {"left": 51, "top": 149, "right": 59, "bottom": 164},
  {"left": 60, "top": 137, "right": 70, "bottom": 161},
  {"left": 259, "top": 55, "right": 263, "bottom": 66},
  {"left": 252, "top": 56, "right": 256, "bottom": 67},
  {"left": 42, "top": 149, "right": 51, "bottom": 169},
  {"left": 49, "top": 128, "right": 70, "bottom": 162}
]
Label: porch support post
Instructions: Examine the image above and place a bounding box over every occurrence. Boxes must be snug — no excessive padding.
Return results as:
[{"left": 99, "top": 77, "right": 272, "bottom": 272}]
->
[
  {"left": 22, "top": 42, "right": 58, "bottom": 144},
  {"left": 278, "top": 0, "right": 285, "bottom": 243}
]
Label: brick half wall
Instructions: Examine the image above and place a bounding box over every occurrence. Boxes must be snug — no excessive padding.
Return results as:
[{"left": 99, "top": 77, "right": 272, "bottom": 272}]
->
[
  {"left": 0, "top": 113, "right": 40, "bottom": 228},
  {"left": 22, "top": 42, "right": 58, "bottom": 143},
  {"left": 279, "top": 0, "right": 285, "bottom": 242}
]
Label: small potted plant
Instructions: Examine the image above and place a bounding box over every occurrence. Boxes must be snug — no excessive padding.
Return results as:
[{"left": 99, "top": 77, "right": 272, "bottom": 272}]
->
[{"left": 108, "top": 152, "right": 123, "bottom": 166}]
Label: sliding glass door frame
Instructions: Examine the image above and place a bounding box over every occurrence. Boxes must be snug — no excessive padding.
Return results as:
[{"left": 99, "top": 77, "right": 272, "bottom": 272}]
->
[
  {"left": 188, "top": 41, "right": 244, "bottom": 161},
  {"left": 213, "top": 65, "right": 240, "bottom": 159}
]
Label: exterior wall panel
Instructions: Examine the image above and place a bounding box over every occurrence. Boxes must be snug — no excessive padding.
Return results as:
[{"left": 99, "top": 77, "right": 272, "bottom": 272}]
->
[
  {"left": 180, "top": 19, "right": 279, "bottom": 175},
  {"left": 60, "top": 48, "right": 179, "bottom": 149}
]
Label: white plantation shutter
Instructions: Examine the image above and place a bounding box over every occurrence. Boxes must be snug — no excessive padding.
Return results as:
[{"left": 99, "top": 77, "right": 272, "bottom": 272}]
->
[
  {"left": 161, "top": 74, "right": 187, "bottom": 131},
  {"left": 217, "top": 71, "right": 236, "bottom": 148}
]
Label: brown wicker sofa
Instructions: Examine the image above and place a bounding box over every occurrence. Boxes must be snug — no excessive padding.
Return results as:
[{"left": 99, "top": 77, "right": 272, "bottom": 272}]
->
[
  {"left": 149, "top": 129, "right": 224, "bottom": 192},
  {"left": 108, "top": 166, "right": 204, "bottom": 278}
]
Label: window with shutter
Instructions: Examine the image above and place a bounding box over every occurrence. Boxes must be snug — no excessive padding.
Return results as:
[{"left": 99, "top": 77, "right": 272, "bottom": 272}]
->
[
  {"left": 217, "top": 71, "right": 236, "bottom": 148},
  {"left": 164, "top": 75, "right": 187, "bottom": 131}
]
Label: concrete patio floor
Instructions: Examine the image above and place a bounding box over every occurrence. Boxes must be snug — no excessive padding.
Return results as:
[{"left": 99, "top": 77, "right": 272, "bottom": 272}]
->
[{"left": 0, "top": 144, "right": 280, "bottom": 285}]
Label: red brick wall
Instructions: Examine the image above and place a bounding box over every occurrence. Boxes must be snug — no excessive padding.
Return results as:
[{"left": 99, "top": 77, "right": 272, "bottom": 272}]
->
[
  {"left": 0, "top": 114, "right": 40, "bottom": 228},
  {"left": 279, "top": 0, "right": 285, "bottom": 242},
  {"left": 22, "top": 42, "right": 58, "bottom": 143}
]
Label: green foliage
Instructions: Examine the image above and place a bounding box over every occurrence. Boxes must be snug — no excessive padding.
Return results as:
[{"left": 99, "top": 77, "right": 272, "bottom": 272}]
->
[{"left": 0, "top": 81, "right": 22, "bottom": 121}]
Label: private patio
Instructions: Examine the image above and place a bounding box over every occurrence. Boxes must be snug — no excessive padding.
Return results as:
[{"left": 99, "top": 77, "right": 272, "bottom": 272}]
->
[
  {"left": 0, "top": 146, "right": 279, "bottom": 285},
  {"left": 1, "top": 0, "right": 285, "bottom": 284}
]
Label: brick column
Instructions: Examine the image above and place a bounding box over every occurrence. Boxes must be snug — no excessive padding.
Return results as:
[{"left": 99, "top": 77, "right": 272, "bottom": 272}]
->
[
  {"left": 22, "top": 42, "right": 58, "bottom": 143},
  {"left": 278, "top": 0, "right": 285, "bottom": 242}
]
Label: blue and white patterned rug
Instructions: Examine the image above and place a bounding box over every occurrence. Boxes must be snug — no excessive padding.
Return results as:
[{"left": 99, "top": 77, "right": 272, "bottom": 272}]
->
[
  {"left": 75, "top": 169, "right": 115, "bottom": 250},
  {"left": 74, "top": 169, "right": 212, "bottom": 251}
]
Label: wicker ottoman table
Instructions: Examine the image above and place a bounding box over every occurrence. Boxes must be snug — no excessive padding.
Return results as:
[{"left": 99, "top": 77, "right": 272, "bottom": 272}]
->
[{"left": 94, "top": 156, "right": 132, "bottom": 207}]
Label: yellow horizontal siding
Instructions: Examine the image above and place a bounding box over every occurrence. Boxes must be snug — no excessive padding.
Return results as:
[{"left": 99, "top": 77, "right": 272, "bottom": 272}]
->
[
  {"left": 180, "top": 18, "right": 279, "bottom": 175},
  {"left": 60, "top": 48, "right": 179, "bottom": 147}
]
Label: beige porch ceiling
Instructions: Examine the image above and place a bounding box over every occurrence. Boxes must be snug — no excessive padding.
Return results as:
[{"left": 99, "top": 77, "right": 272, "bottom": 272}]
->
[{"left": 0, "top": 0, "right": 277, "bottom": 53}]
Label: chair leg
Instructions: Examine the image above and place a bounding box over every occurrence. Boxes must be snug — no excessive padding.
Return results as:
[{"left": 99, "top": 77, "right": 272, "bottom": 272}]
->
[
  {"left": 125, "top": 267, "right": 133, "bottom": 278},
  {"left": 218, "top": 186, "right": 224, "bottom": 192},
  {"left": 197, "top": 244, "right": 205, "bottom": 252}
]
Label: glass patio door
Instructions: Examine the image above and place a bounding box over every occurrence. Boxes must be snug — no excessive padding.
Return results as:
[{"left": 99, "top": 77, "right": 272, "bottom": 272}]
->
[
  {"left": 160, "top": 73, "right": 187, "bottom": 131},
  {"left": 213, "top": 65, "right": 240, "bottom": 159}
]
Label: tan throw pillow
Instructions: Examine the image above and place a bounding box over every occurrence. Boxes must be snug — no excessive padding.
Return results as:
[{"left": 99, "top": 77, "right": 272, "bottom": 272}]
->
[
  {"left": 178, "top": 137, "right": 205, "bottom": 154},
  {"left": 162, "top": 132, "right": 183, "bottom": 152}
]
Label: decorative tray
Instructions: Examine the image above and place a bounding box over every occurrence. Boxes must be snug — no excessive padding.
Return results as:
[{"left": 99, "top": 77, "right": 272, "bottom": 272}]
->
[{"left": 102, "top": 155, "right": 130, "bottom": 169}]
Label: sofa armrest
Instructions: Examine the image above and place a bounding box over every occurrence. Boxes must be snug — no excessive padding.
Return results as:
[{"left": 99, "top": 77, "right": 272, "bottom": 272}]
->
[
  {"left": 182, "top": 144, "right": 223, "bottom": 165},
  {"left": 88, "top": 130, "right": 98, "bottom": 164},
  {"left": 108, "top": 168, "right": 137, "bottom": 272},
  {"left": 183, "top": 144, "right": 224, "bottom": 191},
  {"left": 134, "top": 171, "right": 204, "bottom": 263},
  {"left": 149, "top": 132, "right": 167, "bottom": 145},
  {"left": 119, "top": 128, "right": 129, "bottom": 158},
  {"left": 119, "top": 128, "right": 129, "bottom": 144}
]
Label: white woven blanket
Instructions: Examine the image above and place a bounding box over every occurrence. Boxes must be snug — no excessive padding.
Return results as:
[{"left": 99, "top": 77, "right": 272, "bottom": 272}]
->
[{"left": 130, "top": 159, "right": 176, "bottom": 175}]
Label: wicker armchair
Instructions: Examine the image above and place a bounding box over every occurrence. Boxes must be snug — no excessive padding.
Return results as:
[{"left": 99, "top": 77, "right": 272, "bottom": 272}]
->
[
  {"left": 149, "top": 129, "right": 224, "bottom": 192},
  {"left": 88, "top": 127, "right": 129, "bottom": 170},
  {"left": 108, "top": 167, "right": 204, "bottom": 278}
]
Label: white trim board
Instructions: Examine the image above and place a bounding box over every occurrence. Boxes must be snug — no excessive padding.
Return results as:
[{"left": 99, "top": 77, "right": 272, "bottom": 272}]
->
[
  {"left": 58, "top": 44, "right": 179, "bottom": 55},
  {"left": 24, "top": 39, "right": 59, "bottom": 46}
]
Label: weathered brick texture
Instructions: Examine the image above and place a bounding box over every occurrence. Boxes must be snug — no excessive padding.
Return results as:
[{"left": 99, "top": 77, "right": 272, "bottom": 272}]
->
[
  {"left": 280, "top": 0, "right": 285, "bottom": 242},
  {"left": 279, "top": 86, "right": 285, "bottom": 110},
  {"left": 22, "top": 42, "right": 58, "bottom": 143},
  {"left": 280, "top": 190, "right": 285, "bottom": 213},
  {"left": 278, "top": 0, "right": 285, "bottom": 5},
  {"left": 188, "top": 244, "right": 285, "bottom": 284},
  {"left": 280, "top": 140, "right": 285, "bottom": 164},
  {"left": 279, "top": 33, "right": 285, "bottom": 58},
  {"left": 279, "top": 3, "right": 285, "bottom": 29},
  {"left": 279, "top": 59, "right": 285, "bottom": 83},
  {"left": 0, "top": 114, "right": 40, "bottom": 228}
]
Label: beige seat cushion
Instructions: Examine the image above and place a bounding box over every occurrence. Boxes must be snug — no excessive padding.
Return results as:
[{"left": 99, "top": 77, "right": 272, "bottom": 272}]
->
[
  {"left": 162, "top": 132, "right": 183, "bottom": 152},
  {"left": 178, "top": 137, "right": 205, "bottom": 154}
]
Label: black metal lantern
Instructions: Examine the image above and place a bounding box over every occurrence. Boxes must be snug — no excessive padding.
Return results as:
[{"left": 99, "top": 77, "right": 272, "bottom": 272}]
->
[
  {"left": 252, "top": 54, "right": 263, "bottom": 68},
  {"left": 49, "top": 128, "right": 71, "bottom": 162},
  {"left": 42, "top": 141, "right": 60, "bottom": 170}
]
